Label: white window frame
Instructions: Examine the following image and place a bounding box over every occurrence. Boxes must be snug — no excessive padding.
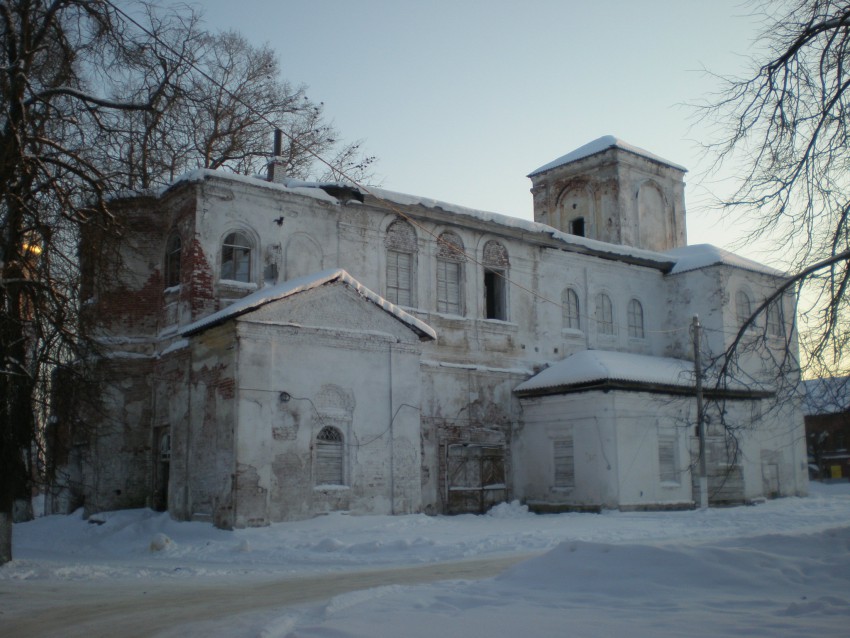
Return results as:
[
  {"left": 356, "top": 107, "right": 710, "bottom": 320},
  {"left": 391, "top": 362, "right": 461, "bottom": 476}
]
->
[
  {"left": 436, "top": 258, "right": 462, "bottom": 315},
  {"left": 386, "top": 249, "right": 414, "bottom": 306},
  {"left": 766, "top": 299, "right": 784, "bottom": 337},
  {"left": 735, "top": 289, "right": 752, "bottom": 327},
  {"left": 221, "top": 231, "right": 253, "bottom": 283},
  {"left": 596, "top": 293, "right": 614, "bottom": 335},
  {"left": 563, "top": 287, "right": 580, "bottom": 330},
  {"left": 627, "top": 298, "right": 645, "bottom": 339}
]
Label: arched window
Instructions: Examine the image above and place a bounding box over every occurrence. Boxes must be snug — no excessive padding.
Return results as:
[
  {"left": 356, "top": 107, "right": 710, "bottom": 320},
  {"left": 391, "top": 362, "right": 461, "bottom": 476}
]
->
[
  {"left": 627, "top": 299, "right": 644, "bottom": 339},
  {"left": 766, "top": 300, "right": 784, "bottom": 337},
  {"left": 436, "top": 231, "right": 465, "bottom": 315},
  {"left": 562, "top": 287, "right": 580, "bottom": 330},
  {"left": 596, "top": 293, "right": 614, "bottom": 335},
  {"left": 164, "top": 233, "right": 182, "bottom": 288},
  {"left": 221, "top": 231, "right": 253, "bottom": 283},
  {"left": 735, "top": 290, "right": 752, "bottom": 326},
  {"left": 315, "top": 426, "right": 344, "bottom": 486},
  {"left": 483, "top": 240, "right": 510, "bottom": 320},
  {"left": 385, "top": 218, "right": 417, "bottom": 306}
]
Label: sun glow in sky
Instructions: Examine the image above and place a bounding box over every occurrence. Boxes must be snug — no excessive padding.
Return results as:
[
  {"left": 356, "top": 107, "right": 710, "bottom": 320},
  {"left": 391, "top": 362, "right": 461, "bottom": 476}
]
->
[{"left": 179, "top": 0, "right": 769, "bottom": 259}]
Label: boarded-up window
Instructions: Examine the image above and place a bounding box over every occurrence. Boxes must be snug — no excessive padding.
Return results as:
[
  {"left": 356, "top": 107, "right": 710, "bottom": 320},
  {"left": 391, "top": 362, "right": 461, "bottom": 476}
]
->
[
  {"left": 596, "top": 293, "right": 614, "bottom": 335},
  {"left": 562, "top": 288, "right": 580, "bottom": 330},
  {"left": 385, "top": 219, "right": 417, "bottom": 306},
  {"left": 659, "top": 437, "right": 677, "bottom": 483},
  {"left": 553, "top": 438, "right": 575, "bottom": 488},
  {"left": 446, "top": 443, "right": 507, "bottom": 513},
  {"left": 316, "top": 426, "right": 344, "bottom": 486},
  {"left": 221, "top": 231, "right": 253, "bottom": 282},
  {"left": 628, "top": 298, "right": 644, "bottom": 339},
  {"left": 436, "top": 232, "right": 464, "bottom": 315}
]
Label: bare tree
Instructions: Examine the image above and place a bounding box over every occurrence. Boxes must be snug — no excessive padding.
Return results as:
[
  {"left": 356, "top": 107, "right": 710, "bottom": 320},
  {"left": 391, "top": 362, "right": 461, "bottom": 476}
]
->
[
  {"left": 102, "top": 22, "right": 376, "bottom": 189},
  {"left": 0, "top": 0, "right": 374, "bottom": 565},
  {"left": 699, "top": 0, "right": 850, "bottom": 381}
]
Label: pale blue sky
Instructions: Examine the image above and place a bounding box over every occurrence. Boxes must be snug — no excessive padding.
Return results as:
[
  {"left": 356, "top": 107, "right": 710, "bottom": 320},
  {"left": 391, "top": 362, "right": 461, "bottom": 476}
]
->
[{"left": 183, "top": 0, "right": 767, "bottom": 256}]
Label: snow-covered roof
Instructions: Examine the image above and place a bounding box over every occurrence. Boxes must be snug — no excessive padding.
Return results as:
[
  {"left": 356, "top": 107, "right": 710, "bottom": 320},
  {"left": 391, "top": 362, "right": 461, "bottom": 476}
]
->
[
  {"left": 664, "top": 244, "right": 785, "bottom": 276},
  {"left": 802, "top": 377, "right": 850, "bottom": 416},
  {"left": 159, "top": 171, "right": 776, "bottom": 279},
  {"left": 366, "top": 187, "right": 676, "bottom": 270},
  {"left": 528, "top": 136, "right": 687, "bottom": 177},
  {"left": 180, "top": 268, "right": 436, "bottom": 340},
  {"left": 515, "top": 349, "right": 772, "bottom": 398},
  {"left": 163, "top": 168, "right": 345, "bottom": 205},
  {"left": 515, "top": 350, "right": 697, "bottom": 395}
]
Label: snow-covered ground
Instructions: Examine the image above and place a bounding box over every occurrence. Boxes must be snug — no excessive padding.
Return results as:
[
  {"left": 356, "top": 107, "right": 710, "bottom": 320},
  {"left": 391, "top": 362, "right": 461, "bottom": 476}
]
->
[{"left": 3, "top": 482, "right": 850, "bottom": 636}]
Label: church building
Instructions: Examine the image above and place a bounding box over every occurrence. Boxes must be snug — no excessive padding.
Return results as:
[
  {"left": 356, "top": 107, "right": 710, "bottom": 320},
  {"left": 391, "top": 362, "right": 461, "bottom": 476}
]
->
[{"left": 50, "top": 136, "right": 808, "bottom": 527}]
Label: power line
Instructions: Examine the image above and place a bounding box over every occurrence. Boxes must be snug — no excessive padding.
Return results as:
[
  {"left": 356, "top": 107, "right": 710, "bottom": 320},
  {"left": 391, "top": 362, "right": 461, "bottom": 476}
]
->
[{"left": 104, "top": 2, "right": 682, "bottom": 329}]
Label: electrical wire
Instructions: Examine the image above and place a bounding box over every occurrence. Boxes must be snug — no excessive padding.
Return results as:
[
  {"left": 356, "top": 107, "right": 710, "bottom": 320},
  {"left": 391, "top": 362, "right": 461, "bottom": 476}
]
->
[{"left": 106, "top": 2, "right": 693, "bottom": 339}]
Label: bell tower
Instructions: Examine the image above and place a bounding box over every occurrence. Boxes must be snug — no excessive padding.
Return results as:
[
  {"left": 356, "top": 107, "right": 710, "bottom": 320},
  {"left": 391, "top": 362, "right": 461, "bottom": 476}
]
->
[{"left": 528, "top": 136, "right": 687, "bottom": 252}]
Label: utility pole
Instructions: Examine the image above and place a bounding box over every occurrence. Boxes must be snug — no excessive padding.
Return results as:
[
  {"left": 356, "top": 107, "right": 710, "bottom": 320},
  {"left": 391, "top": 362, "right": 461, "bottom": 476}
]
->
[{"left": 693, "top": 315, "right": 708, "bottom": 509}]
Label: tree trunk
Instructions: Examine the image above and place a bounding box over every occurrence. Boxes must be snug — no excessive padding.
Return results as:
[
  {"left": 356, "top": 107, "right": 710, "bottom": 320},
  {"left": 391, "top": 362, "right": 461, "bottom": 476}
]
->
[{"left": 0, "top": 506, "right": 12, "bottom": 565}]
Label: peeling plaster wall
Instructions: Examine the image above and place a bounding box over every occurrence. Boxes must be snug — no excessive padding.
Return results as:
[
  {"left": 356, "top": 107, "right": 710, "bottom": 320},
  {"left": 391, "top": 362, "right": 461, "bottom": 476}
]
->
[
  {"left": 182, "top": 323, "right": 237, "bottom": 527},
  {"left": 514, "top": 392, "right": 694, "bottom": 511},
  {"left": 514, "top": 393, "right": 618, "bottom": 509},
  {"left": 228, "top": 283, "right": 424, "bottom": 525},
  {"left": 529, "top": 148, "right": 687, "bottom": 251},
  {"left": 65, "top": 151, "right": 806, "bottom": 523}
]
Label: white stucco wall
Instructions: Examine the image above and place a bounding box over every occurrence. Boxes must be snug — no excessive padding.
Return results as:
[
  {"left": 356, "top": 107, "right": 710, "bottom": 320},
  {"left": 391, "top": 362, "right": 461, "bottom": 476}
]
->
[
  {"left": 70, "top": 143, "right": 807, "bottom": 523},
  {"left": 227, "top": 282, "right": 426, "bottom": 525},
  {"left": 514, "top": 391, "right": 694, "bottom": 511}
]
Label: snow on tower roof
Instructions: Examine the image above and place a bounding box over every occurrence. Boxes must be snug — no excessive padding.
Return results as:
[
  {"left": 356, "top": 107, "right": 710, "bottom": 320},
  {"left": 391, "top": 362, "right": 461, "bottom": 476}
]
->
[
  {"left": 180, "top": 268, "right": 436, "bottom": 340},
  {"left": 528, "top": 135, "right": 687, "bottom": 177}
]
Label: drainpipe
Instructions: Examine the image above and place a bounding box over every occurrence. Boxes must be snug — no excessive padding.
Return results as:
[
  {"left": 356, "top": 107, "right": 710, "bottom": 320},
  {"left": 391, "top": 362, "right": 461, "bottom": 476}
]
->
[
  {"left": 389, "top": 342, "right": 395, "bottom": 514},
  {"left": 693, "top": 315, "right": 708, "bottom": 509}
]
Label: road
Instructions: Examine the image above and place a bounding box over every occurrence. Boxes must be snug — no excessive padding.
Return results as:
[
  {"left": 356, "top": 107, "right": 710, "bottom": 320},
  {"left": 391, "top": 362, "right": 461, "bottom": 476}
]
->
[{"left": 0, "top": 553, "right": 535, "bottom": 637}]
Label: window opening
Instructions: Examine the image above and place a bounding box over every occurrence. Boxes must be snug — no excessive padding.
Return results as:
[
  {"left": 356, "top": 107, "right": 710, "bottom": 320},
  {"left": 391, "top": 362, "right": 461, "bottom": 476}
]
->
[
  {"left": 553, "top": 438, "right": 575, "bottom": 488},
  {"left": 316, "top": 426, "right": 344, "bottom": 486},
  {"left": 596, "top": 293, "right": 614, "bottom": 335},
  {"left": 569, "top": 217, "right": 585, "bottom": 237},
  {"left": 386, "top": 250, "right": 413, "bottom": 306},
  {"left": 627, "top": 299, "right": 644, "bottom": 339},
  {"left": 484, "top": 269, "right": 507, "bottom": 320},
  {"left": 735, "top": 290, "right": 752, "bottom": 326},
  {"left": 766, "top": 300, "right": 784, "bottom": 337},
  {"left": 658, "top": 437, "right": 678, "bottom": 483},
  {"left": 436, "top": 232, "right": 465, "bottom": 315},
  {"left": 482, "top": 240, "right": 510, "bottom": 321},
  {"left": 160, "top": 432, "right": 171, "bottom": 462},
  {"left": 221, "top": 232, "right": 252, "bottom": 282},
  {"left": 385, "top": 219, "right": 417, "bottom": 306},
  {"left": 165, "top": 234, "right": 181, "bottom": 288},
  {"left": 563, "top": 288, "right": 580, "bottom": 330},
  {"left": 437, "top": 260, "right": 462, "bottom": 314}
]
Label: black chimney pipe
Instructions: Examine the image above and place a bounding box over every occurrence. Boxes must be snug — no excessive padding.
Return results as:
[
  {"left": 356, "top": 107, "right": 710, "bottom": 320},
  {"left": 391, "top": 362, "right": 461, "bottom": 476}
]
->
[{"left": 273, "top": 128, "right": 282, "bottom": 157}]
